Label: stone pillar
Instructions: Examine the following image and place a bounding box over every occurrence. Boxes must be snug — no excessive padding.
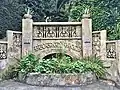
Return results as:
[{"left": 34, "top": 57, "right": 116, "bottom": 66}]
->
[
  {"left": 92, "top": 30, "right": 106, "bottom": 60},
  {"left": 81, "top": 14, "right": 92, "bottom": 57},
  {"left": 99, "top": 30, "right": 107, "bottom": 60},
  {"left": 7, "top": 30, "right": 14, "bottom": 61},
  {"left": 117, "top": 40, "right": 120, "bottom": 78},
  {"left": 106, "top": 40, "right": 118, "bottom": 81},
  {"left": 22, "top": 14, "right": 33, "bottom": 56}
]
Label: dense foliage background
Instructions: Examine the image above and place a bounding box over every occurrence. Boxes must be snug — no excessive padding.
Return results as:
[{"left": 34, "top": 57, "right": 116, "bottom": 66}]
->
[{"left": 0, "top": 0, "right": 120, "bottom": 40}]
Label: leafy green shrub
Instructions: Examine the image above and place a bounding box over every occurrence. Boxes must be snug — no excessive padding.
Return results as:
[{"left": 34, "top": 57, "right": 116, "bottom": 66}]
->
[
  {"left": 18, "top": 53, "right": 39, "bottom": 74},
  {"left": 34, "top": 56, "right": 106, "bottom": 78},
  {"left": 17, "top": 53, "right": 106, "bottom": 78},
  {"left": 79, "top": 57, "right": 106, "bottom": 78}
]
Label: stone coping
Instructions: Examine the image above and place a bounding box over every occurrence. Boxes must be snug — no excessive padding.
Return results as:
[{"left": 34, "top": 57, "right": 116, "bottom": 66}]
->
[
  {"left": 0, "top": 41, "right": 8, "bottom": 44},
  {"left": 19, "top": 72, "right": 97, "bottom": 86},
  {"left": 33, "top": 37, "right": 82, "bottom": 40},
  {"left": 33, "top": 22, "right": 82, "bottom": 25},
  {"left": 7, "top": 30, "right": 22, "bottom": 34}
]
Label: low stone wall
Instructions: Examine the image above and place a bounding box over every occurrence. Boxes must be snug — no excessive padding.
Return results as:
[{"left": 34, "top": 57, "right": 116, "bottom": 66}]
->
[{"left": 19, "top": 72, "right": 96, "bottom": 86}]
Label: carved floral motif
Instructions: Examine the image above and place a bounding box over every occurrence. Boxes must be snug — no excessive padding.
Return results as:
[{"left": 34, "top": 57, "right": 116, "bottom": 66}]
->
[{"left": 106, "top": 42, "right": 116, "bottom": 59}]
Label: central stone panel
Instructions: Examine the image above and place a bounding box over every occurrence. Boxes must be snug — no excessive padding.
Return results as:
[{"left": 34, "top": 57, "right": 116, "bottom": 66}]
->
[{"left": 32, "top": 23, "right": 82, "bottom": 59}]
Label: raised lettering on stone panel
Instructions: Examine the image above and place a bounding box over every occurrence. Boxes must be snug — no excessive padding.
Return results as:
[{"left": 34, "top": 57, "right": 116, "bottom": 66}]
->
[
  {"left": 33, "top": 41, "right": 82, "bottom": 52},
  {"left": 33, "top": 40, "right": 82, "bottom": 59},
  {"left": 46, "top": 26, "right": 56, "bottom": 38},
  {"left": 33, "top": 26, "right": 43, "bottom": 38},
  {"left": 71, "top": 26, "right": 77, "bottom": 37},
  {"left": 59, "top": 26, "right": 70, "bottom": 37},
  {"left": 33, "top": 25, "right": 81, "bottom": 39}
]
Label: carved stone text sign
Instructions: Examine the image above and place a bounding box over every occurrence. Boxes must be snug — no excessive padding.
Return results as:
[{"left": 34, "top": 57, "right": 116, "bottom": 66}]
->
[
  {"left": 33, "top": 25, "right": 81, "bottom": 39},
  {"left": 33, "top": 40, "right": 82, "bottom": 59},
  {"left": 34, "top": 41, "right": 82, "bottom": 52}
]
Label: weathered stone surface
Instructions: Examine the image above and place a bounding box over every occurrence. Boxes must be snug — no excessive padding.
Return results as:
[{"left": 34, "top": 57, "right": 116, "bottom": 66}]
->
[
  {"left": 92, "top": 30, "right": 106, "bottom": 60},
  {"left": 32, "top": 22, "right": 82, "bottom": 59},
  {"left": 19, "top": 73, "right": 96, "bottom": 86},
  {"left": 82, "top": 14, "right": 92, "bottom": 57},
  {"left": 22, "top": 17, "right": 33, "bottom": 56},
  {"left": 33, "top": 40, "right": 82, "bottom": 59},
  {"left": 0, "top": 80, "right": 119, "bottom": 90}
]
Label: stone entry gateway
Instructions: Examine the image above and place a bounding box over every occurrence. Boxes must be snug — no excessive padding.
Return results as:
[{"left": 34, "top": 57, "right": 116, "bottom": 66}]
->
[
  {"left": 0, "top": 13, "right": 119, "bottom": 82},
  {"left": 32, "top": 23, "right": 82, "bottom": 59},
  {"left": 22, "top": 14, "right": 92, "bottom": 59}
]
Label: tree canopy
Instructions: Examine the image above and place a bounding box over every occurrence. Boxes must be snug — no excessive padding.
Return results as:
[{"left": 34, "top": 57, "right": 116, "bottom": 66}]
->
[
  {"left": 0, "top": 0, "right": 120, "bottom": 40},
  {"left": 66, "top": 0, "right": 120, "bottom": 39},
  {"left": 0, "top": 0, "right": 25, "bottom": 38}
]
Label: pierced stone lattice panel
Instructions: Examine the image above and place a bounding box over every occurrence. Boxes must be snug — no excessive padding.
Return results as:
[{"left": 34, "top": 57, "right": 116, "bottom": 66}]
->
[
  {"left": 0, "top": 43, "right": 7, "bottom": 60},
  {"left": 13, "top": 33, "right": 22, "bottom": 48},
  {"left": 33, "top": 25, "right": 81, "bottom": 39},
  {"left": 106, "top": 42, "right": 116, "bottom": 59},
  {"left": 10, "top": 33, "right": 22, "bottom": 58},
  {"left": 92, "top": 32, "right": 101, "bottom": 57}
]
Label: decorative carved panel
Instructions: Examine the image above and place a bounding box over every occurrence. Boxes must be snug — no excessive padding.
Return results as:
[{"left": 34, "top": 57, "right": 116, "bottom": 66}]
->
[
  {"left": 0, "top": 43, "right": 7, "bottom": 60},
  {"left": 106, "top": 42, "right": 116, "bottom": 59},
  {"left": 33, "top": 25, "right": 81, "bottom": 39},
  {"left": 92, "top": 32, "right": 101, "bottom": 57},
  {"left": 8, "top": 33, "right": 22, "bottom": 58},
  {"left": 33, "top": 40, "right": 82, "bottom": 59},
  {"left": 34, "top": 41, "right": 82, "bottom": 52},
  {"left": 13, "top": 33, "right": 22, "bottom": 48}
]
